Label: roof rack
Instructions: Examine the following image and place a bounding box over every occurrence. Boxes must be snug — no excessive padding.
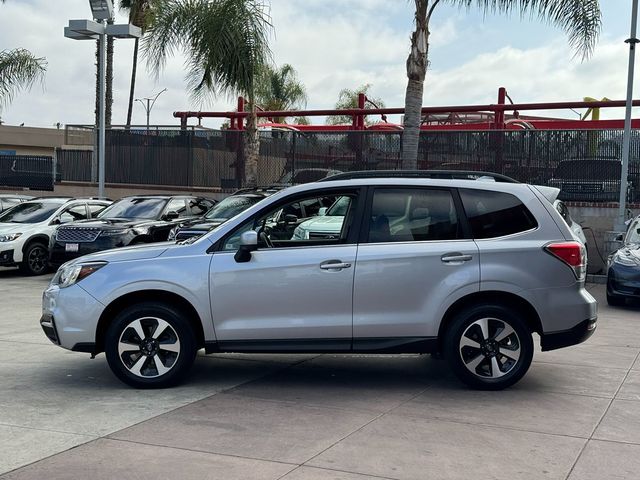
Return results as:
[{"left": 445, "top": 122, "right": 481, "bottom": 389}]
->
[{"left": 319, "top": 170, "right": 519, "bottom": 184}]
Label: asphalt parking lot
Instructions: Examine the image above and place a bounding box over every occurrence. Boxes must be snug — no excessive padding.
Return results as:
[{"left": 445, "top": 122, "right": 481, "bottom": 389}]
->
[{"left": 1, "top": 268, "right": 639, "bottom": 480}]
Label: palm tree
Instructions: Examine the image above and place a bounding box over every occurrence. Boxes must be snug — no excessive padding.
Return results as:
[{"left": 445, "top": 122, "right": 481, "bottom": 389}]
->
[
  {"left": 0, "top": 1, "right": 46, "bottom": 111},
  {"left": 401, "top": 0, "right": 602, "bottom": 169},
  {"left": 255, "top": 63, "right": 307, "bottom": 123},
  {"left": 120, "top": 0, "right": 154, "bottom": 127},
  {"left": 94, "top": 18, "right": 115, "bottom": 128},
  {"left": 143, "top": 0, "right": 272, "bottom": 187},
  {"left": 326, "top": 83, "right": 385, "bottom": 126},
  {"left": 0, "top": 49, "right": 46, "bottom": 110}
]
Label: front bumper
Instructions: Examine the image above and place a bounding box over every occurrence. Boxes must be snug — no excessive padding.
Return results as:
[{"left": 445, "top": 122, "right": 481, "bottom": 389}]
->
[
  {"left": 41, "top": 284, "right": 105, "bottom": 351},
  {"left": 608, "top": 265, "right": 640, "bottom": 299},
  {"left": 49, "top": 235, "right": 129, "bottom": 266},
  {"left": 0, "top": 248, "right": 15, "bottom": 266},
  {"left": 540, "top": 318, "right": 597, "bottom": 351}
]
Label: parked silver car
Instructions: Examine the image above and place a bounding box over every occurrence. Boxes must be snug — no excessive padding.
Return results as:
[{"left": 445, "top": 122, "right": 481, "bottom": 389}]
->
[{"left": 41, "top": 172, "right": 597, "bottom": 390}]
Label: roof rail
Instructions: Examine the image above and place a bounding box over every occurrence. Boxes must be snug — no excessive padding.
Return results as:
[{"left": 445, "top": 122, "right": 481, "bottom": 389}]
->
[{"left": 319, "top": 170, "right": 519, "bottom": 183}]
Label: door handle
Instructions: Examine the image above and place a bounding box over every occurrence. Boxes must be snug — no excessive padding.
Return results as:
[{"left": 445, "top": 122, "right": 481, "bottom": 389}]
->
[
  {"left": 319, "top": 260, "right": 352, "bottom": 270},
  {"left": 441, "top": 253, "right": 473, "bottom": 263}
]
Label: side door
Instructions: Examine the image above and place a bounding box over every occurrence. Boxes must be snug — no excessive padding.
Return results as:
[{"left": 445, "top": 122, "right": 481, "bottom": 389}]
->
[
  {"left": 209, "top": 187, "right": 363, "bottom": 349},
  {"left": 352, "top": 187, "right": 480, "bottom": 349}
]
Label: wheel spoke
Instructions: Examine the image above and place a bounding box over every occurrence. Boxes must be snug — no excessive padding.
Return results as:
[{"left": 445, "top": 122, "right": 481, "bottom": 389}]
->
[
  {"left": 465, "top": 353, "right": 485, "bottom": 371},
  {"left": 129, "top": 319, "right": 146, "bottom": 342},
  {"left": 152, "top": 319, "right": 171, "bottom": 340},
  {"left": 490, "top": 356, "right": 506, "bottom": 378},
  {"left": 499, "top": 346, "right": 520, "bottom": 363},
  {"left": 477, "top": 318, "right": 490, "bottom": 341},
  {"left": 118, "top": 341, "right": 140, "bottom": 355},
  {"left": 159, "top": 341, "right": 180, "bottom": 353},
  {"left": 460, "top": 336, "right": 481, "bottom": 349},
  {"left": 153, "top": 355, "right": 170, "bottom": 375},
  {"left": 494, "top": 324, "right": 515, "bottom": 342},
  {"left": 129, "top": 355, "right": 148, "bottom": 377}
]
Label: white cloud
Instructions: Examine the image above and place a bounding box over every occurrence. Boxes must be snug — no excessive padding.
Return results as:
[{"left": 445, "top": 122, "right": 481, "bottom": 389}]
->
[{"left": 0, "top": 0, "right": 636, "bottom": 129}]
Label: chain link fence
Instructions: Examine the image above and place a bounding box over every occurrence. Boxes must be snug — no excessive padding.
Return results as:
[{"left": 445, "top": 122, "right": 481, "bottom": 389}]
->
[
  {"left": 54, "top": 128, "right": 640, "bottom": 202},
  {"left": 0, "top": 154, "right": 55, "bottom": 191}
]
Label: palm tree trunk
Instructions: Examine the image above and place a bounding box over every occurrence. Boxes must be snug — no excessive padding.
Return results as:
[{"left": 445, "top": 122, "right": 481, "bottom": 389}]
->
[
  {"left": 126, "top": 37, "right": 139, "bottom": 128},
  {"left": 402, "top": 0, "right": 429, "bottom": 170},
  {"left": 105, "top": 21, "right": 114, "bottom": 127},
  {"left": 244, "top": 104, "right": 259, "bottom": 188}
]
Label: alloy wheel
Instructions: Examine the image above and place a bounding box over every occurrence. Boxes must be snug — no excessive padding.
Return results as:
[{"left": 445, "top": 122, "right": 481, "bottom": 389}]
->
[
  {"left": 117, "top": 317, "right": 181, "bottom": 378},
  {"left": 458, "top": 317, "right": 521, "bottom": 379},
  {"left": 28, "top": 246, "right": 47, "bottom": 274}
]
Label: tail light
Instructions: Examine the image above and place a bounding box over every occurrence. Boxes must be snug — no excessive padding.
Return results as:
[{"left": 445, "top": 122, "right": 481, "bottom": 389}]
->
[{"left": 545, "top": 241, "right": 586, "bottom": 280}]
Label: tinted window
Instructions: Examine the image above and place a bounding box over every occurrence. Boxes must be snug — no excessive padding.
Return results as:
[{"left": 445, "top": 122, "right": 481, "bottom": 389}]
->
[
  {"left": 98, "top": 198, "right": 167, "bottom": 220},
  {"left": 60, "top": 204, "right": 88, "bottom": 223},
  {"left": 88, "top": 203, "right": 108, "bottom": 217},
  {"left": 189, "top": 198, "right": 214, "bottom": 216},
  {"left": 0, "top": 202, "right": 62, "bottom": 224},
  {"left": 165, "top": 198, "right": 189, "bottom": 218},
  {"left": 460, "top": 189, "right": 537, "bottom": 239},
  {"left": 205, "top": 195, "right": 262, "bottom": 220},
  {"left": 367, "top": 188, "right": 460, "bottom": 243}
]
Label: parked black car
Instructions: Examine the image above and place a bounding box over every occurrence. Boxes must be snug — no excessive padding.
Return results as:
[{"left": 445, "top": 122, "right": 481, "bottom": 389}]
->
[
  {"left": 49, "top": 195, "right": 215, "bottom": 266},
  {"left": 169, "top": 189, "right": 276, "bottom": 241},
  {"left": 607, "top": 215, "right": 640, "bottom": 306}
]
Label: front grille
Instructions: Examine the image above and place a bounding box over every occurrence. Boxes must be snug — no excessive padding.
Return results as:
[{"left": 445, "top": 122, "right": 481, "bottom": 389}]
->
[{"left": 56, "top": 227, "right": 101, "bottom": 243}]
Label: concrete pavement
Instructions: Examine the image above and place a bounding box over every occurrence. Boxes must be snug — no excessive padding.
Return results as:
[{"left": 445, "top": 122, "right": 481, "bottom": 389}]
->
[{"left": 1, "top": 266, "right": 639, "bottom": 479}]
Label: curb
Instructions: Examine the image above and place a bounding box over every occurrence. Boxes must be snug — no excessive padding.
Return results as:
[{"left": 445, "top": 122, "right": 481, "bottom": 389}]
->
[{"left": 587, "top": 274, "right": 607, "bottom": 285}]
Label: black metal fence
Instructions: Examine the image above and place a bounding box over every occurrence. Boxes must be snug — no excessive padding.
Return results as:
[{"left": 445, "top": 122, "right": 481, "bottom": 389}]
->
[
  {"left": 54, "top": 128, "right": 640, "bottom": 202},
  {"left": 0, "top": 155, "right": 55, "bottom": 191}
]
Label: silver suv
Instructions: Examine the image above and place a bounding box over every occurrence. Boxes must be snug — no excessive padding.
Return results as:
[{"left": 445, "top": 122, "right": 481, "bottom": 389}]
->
[{"left": 41, "top": 172, "right": 597, "bottom": 390}]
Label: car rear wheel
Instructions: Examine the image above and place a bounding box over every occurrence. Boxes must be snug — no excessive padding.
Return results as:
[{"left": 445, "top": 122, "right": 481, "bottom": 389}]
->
[
  {"left": 19, "top": 242, "right": 49, "bottom": 276},
  {"left": 105, "top": 302, "right": 197, "bottom": 388},
  {"left": 444, "top": 304, "right": 533, "bottom": 390}
]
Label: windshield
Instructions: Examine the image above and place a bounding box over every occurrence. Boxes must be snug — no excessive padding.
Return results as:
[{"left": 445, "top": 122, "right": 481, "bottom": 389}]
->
[
  {"left": 0, "top": 202, "right": 61, "bottom": 224},
  {"left": 326, "top": 196, "right": 350, "bottom": 216},
  {"left": 627, "top": 219, "right": 640, "bottom": 244},
  {"left": 98, "top": 198, "right": 167, "bottom": 220},
  {"left": 205, "top": 195, "right": 261, "bottom": 220}
]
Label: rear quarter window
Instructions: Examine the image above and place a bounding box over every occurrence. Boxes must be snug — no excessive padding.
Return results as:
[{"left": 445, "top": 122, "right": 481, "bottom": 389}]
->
[{"left": 460, "top": 189, "right": 537, "bottom": 239}]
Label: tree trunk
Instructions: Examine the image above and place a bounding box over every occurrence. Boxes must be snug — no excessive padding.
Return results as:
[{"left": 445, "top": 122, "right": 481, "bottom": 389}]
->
[
  {"left": 244, "top": 104, "right": 259, "bottom": 188},
  {"left": 401, "top": 0, "right": 430, "bottom": 170},
  {"left": 126, "top": 37, "right": 139, "bottom": 128},
  {"left": 105, "top": 20, "right": 114, "bottom": 127}
]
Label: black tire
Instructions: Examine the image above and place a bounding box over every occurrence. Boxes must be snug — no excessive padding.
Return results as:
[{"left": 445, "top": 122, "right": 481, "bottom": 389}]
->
[
  {"left": 105, "top": 302, "right": 197, "bottom": 388},
  {"left": 19, "top": 242, "right": 49, "bottom": 276},
  {"left": 444, "top": 304, "right": 533, "bottom": 390}
]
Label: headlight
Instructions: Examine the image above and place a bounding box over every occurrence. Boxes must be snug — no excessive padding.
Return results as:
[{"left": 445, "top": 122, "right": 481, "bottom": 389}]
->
[
  {"left": 0, "top": 233, "right": 22, "bottom": 242},
  {"left": 51, "top": 261, "right": 107, "bottom": 288},
  {"left": 168, "top": 227, "right": 178, "bottom": 241},
  {"left": 100, "top": 229, "right": 129, "bottom": 236},
  {"left": 613, "top": 254, "right": 639, "bottom": 267}
]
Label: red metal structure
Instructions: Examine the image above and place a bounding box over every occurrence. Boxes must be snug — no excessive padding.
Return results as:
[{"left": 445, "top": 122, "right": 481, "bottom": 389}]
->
[{"left": 174, "top": 87, "right": 640, "bottom": 131}]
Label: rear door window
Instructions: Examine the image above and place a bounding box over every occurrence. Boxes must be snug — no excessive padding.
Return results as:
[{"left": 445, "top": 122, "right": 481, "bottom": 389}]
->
[{"left": 460, "top": 189, "right": 537, "bottom": 239}]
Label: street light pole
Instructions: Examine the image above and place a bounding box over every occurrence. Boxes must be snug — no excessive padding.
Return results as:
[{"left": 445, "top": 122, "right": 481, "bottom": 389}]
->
[
  {"left": 98, "top": 20, "right": 106, "bottom": 198},
  {"left": 618, "top": 0, "right": 639, "bottom": 231},
  {"left": 135, "top": 88, "right": 167, "bottom": 130}
]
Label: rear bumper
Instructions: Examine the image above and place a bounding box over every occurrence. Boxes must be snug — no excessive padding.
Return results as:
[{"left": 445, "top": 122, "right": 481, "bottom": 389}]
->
[{"left": 540, "top": 318, "right": 597, "bottom": 351}]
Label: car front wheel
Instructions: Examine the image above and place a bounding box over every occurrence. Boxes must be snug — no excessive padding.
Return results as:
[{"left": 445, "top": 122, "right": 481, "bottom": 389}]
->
[
  {"left": 444, "top": 304, "right": 533, "bottom": 390},
  {"left": 105, "top": 302, "right": 197, "bottom": 388},
  {"left": 20, "top": 242, "right": 49, "bottom": 276}
]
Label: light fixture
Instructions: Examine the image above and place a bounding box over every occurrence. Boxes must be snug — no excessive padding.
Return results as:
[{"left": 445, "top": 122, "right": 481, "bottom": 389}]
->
[
  {"left": 105, "top": 23, "right": 142, "bottom": 39},
  {"left": 67, "top": 19, "right": 105, "bottom": 36},
  {"left": 88, "top": 0, "right": 114, "bottom": 21}
]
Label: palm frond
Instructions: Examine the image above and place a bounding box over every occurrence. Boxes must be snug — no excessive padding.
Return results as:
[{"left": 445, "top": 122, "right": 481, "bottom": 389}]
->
[
  {"left": 143, "top": 0, "right": 272, "bottom": 105},
  {"left": 255, "top": 63, "right": 307, "bottom": 112},
  {"left": 0, "top": 48, "right": 47, "bottom": 108},
  {"left": 447, "top": 0, "right": 601, "bottom": 59}
]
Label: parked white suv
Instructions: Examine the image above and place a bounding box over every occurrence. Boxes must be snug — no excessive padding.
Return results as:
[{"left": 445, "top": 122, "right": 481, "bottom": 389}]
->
[
  {"left": 41, "top": 172, "right": 597, "bottom": 390},
  {"left": 0, "top": 197, "right": 111, "bottom": 275}
]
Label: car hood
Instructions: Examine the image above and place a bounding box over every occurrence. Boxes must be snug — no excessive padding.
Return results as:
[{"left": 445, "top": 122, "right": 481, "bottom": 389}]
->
[
  {"left": 62, "top": 218, "right": 163, "bottom": 230},
  {"left": 0, "top": 223, "right": 30, "bottom": 234},
  {"left": 65, "top": 242, "right": 172, "bottom": 265},
  {"left": 297, "top": 216, "right": 344, "bottom": 232}
]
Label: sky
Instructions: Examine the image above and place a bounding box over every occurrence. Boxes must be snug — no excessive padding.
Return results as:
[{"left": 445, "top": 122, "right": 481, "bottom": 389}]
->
[{"left": 0, "top": 0, "right": 637, "bottom": 129}]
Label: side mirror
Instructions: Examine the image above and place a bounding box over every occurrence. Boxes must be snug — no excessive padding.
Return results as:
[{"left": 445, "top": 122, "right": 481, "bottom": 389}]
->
[
  {"left": 284, "top": 214, "right": 298, "bottom": 224},
  {"left": 50, "top": 217, "right": 61, "bottom": 226},
  {"left": 318, "top": 207, "right": 328, "bottom": 216},
  {"left": 234, "top": 230, "right": 258, "bottom": 263},
  {"left": 615, "top": 233, "right": 624, "bottom": 242},
  {"left": 164, "top": 211, "right": 179, "bottom": 220}
]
